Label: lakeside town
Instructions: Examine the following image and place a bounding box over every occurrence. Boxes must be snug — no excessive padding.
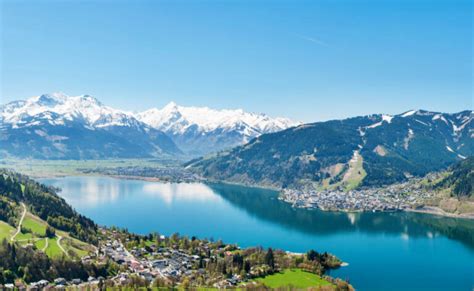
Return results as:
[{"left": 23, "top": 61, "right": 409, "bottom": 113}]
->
[
  {"left": 280, "top": 176, "right": 438, "bottom": 212},
  {"left": 5, "top": 228, "right": 350, "bottom": 290}
]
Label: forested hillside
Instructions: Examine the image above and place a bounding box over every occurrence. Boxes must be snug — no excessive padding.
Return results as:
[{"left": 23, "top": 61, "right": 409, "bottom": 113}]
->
[
  {"left": 435, "top": 157, "right": 474, "bottom": 199},
  {"left": 188, "top": 110, "right": 472, "bottom": 189},
  {"left": 0, "top": 170, "right": 97, "bottom": 243}
]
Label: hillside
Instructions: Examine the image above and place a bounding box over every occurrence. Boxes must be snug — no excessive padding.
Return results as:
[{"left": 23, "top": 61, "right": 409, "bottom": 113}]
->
[
  {"left": 0, "top": 169, "right": 97, "bottom": 244},
  {"left": 435, "top": 157, "right": 474, "bottom": 198},
  {"left": 0, "top": 170, "right": 102, "bottom": 284},
  {"left": 188, "top": 110, "right": 473, "bottom": 189}
]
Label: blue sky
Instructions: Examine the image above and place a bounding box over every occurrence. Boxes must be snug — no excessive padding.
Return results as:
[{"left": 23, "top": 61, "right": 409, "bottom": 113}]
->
[{"left": 1, "top": 0, "right": 472, "bottom": 122}]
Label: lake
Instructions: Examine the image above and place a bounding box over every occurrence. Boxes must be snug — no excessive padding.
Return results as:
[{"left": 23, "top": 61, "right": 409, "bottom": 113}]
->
[{"left": 39, "top": 176, "right": 474, "bottom": 291}]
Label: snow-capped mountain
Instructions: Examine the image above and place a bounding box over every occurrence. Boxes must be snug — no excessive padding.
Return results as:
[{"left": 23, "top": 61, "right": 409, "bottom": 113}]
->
[
  {"left": 0, "top": 93, "right": 180, "bottom": 159},
  {"left": 136, "top": 102, "right": 298, "bottom": 155},
  {"left": 0, "top": 93, "right": 296, "bottom": 159}
]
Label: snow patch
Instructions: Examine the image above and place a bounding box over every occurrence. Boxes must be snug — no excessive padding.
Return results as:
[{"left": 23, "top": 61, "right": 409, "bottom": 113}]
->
[
  {"left": 446, "top": 146, "right": 454, "bottom": 153},
  {"left": 414, "top": 119, "right": 429, "bottom": 126},
  {"left": 401, "top": 110, "right": 416, "bottom": 117},
  {"left": 382, "top": 114, "right": 393, "bottom": 123},
  {"left": 432, "top": 114, "right": 449, "bottom": 125}
]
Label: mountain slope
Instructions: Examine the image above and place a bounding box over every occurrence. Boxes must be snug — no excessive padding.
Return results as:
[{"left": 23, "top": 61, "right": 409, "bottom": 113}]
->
[
  {"left": 435, "top": 156, "right": 474, "bottom": 198},
  {"left": 137, "top": 102, "right": 297, "bottom": 155},
  {"left": 0, "top": 93, "right": 181, "bottom": 159},
  {"left": 188, "top": 110, "right": 473, "bottom": 189}
]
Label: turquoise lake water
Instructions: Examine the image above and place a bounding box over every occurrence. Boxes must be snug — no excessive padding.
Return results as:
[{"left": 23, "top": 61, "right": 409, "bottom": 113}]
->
[{"left": 40, "top": 176, "right": 474, "bottom": 291}]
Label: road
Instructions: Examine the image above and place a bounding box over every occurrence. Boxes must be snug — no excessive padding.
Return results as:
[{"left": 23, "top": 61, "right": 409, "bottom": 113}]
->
[
  {"left": 56, "top": 235, "right": 69, "bottom": 257},
  {"left": 42, "top": 238, "right": 49, "bottom": 252},
  {"left": 11, "top": 203, "right": 26, "bottom": 242}
]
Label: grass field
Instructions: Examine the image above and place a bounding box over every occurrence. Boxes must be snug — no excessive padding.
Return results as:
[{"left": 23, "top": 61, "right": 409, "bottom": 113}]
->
[
  {"left": 3, "top": 208, "right": 93, "bottom": 258},
  {"left": 0, "top": 220, "right": 15, "bottom": 241},
  {"left": 34, "top": 238, "right": 47, "bottom": 250},
  {"left": 15, "top": 231, "right": 34, "bottom": 241},
  {"left": 59, "top": 232, "right": 93, "bottom": 258},
  {"left": 342, "top": 151, "right": 367, "bottom": 191},
  {"left": 254, "top": 269, "right": 334, "bottom": 289},
  {"left": 44, "top": 237, "right": 63, "bottom": 257},
  {"left": 22, "top": 214, "right": 47, "bottom": 236}
]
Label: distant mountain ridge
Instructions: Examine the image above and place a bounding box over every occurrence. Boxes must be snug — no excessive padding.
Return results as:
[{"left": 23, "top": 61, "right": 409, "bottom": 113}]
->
[
  {"left": 0, "top": 93, "right": 180, "bottom": 159},
  {"left": 0, "top": 93, "right": 296, "bottom": 159},
  {"left": 137, "top": 102, "right": 296, "bottom": 155},
  {"left": 187, "top": 109, "right": 473, "bottom": 189}
]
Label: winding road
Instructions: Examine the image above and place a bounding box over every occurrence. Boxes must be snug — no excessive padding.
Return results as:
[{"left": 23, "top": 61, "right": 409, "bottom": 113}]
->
[
  {"left": 11, "top": 203, "right": 26, "bottom": 242},
  {"left": 42, "top": 238, "right": 49, "bottom": 252},
  {"left": 56, "top": 235, "right": 69, "bottom": 257}
]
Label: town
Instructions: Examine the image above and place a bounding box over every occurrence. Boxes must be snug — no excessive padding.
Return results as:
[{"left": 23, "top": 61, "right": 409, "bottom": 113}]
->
[
  {"left": 6, "top": 227, "right": 351, "bottom": 290},
  {"left": 280, "top": 177, "right": 437, "bottom": 212}
]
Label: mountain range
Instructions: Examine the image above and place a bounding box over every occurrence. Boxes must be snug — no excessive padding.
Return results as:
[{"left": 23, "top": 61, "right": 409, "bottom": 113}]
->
[
  {"left": 187, "top": 110, "right": 473, "bottom": 189},
  {"left": 0, "top": 93, "right": 295, "bottom": 159},
  {"left": 137, "top": 102, "right": 295, "bottom": 155}
]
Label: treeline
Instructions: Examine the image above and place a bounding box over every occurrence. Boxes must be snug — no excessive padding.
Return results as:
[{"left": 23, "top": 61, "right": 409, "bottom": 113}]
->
[
  {"left": 0, "top": 239, "right": 115, "bottom": 284},
  {"left": 0, "top": 170, "right": 97, "bottom": 244},
  {"left": 0, "top": 198, "right": 17, "bottom": 226}
]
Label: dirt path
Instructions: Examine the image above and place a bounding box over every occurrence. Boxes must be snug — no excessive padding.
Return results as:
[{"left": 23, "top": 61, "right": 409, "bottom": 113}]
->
[
  {"left": 42, "top": 238, "right": 49, "bottom": 252},
  {"left": 56, "top": 235, "right": 69, "bottom": 257},
  {"left": 11, "top": 203, "right": 26, "bottom": 242}
]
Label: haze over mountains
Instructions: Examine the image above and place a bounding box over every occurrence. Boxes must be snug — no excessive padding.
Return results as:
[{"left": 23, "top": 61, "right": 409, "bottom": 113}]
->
[{"left": 0, "top": 93, "right": 295, "bottom": 159}]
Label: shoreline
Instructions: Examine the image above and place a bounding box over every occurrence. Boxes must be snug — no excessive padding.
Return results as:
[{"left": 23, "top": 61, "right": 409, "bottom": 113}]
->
[
  {"left": 21, "top": 170, "right": 474, "bottom": 220},
  {"left": 405, "top": 206, "right": 474, "bottom": 220}
]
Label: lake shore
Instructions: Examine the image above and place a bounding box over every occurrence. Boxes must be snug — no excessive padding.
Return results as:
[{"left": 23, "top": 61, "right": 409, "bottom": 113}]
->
[
  {"left": 25, "top": 168, "right": 474, "bottom": 220},
  {"left": 406, "top": 206, "right": 474, "bottom": 220}
]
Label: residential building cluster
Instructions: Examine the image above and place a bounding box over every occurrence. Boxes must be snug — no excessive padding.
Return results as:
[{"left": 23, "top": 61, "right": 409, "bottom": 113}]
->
[{"left": 280, "top": 178, "right": 436, "bottom": 212}]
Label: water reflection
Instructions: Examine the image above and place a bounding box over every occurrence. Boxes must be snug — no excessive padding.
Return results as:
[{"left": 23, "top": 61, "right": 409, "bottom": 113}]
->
[
  {"left": 44, "top": 176, "right": 223, "bottom": 207},
  {"left": 142, "top": 183, "right": 222, "bottom": 205},
  {"left": 38, "top": 176, "right": 474, "bottom": 291},
  {"left": 42, "top": 177, "right": 474, "bottom": 250},
  {"left": 208, "top": 183, "right": 474, "bottom": 250},
  {"left": 51, "top": 176, "right": 122, "bottom": 207}
]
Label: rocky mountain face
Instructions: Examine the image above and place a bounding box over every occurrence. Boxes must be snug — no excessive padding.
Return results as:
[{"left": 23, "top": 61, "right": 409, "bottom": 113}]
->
[
  {"left": 0, "top": 93, "right": 295, "bottom": 159},
  {"left": 0, "top": 93, "right": 180, "bottom": 159},
  {"left": 187, "top": 110, "right": 473, "bottom": 189},
  {"left": 136, "top": 102, "right": 297, "bottom": 156}
]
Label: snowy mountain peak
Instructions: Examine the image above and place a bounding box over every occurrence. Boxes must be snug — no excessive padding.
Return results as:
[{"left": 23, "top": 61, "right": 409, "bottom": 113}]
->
[
  {"left": 135, "top": 102, "right": 298, "bottom": 155},
  {"left": 1, "top": 93, "right": 131, "bottom": 128},
  {"left": 136, "top": 102, "right": 297, "bottom": 135},
  {"left": 163, "top": 101, "right": 178, "bottom": 111},
  {"left": 1, "top": 93, "right": 297, "bottom": 156},
  {"left": 35, "top": 92, "right": 69, "bottom": 106}
]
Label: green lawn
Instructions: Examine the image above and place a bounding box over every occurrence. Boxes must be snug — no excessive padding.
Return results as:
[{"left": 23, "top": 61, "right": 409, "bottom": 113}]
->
[
  {"left": 0, "top": 221, "right": 15, "bottom": 241},
  {"left": 61, "top": 236, "right": 91, "bottom": 258},
  {"left": 255, "top": 269, "right": 334, "bottom": 289},
  {"left": 35, "top": 238, "right": 47, "bottom": 250},
  {"left": 15, "top": 231, "right": 34, "bottom": 241},
  {"left": 45, "top": 237, "right": 64, "bottom": 257},
  {"left": 22, "top": 215, "right": 47, "bottom": 236}
]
